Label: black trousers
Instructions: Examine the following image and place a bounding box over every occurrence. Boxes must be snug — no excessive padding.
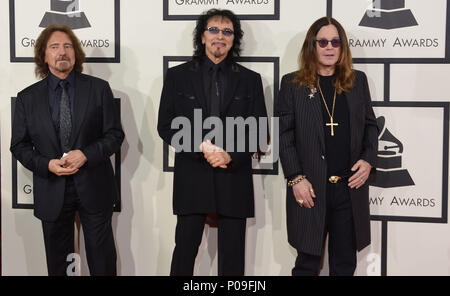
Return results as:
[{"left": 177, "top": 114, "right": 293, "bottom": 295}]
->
[
  {"left": 41, "top": 183, "right": 117, "bottom": 276},
  {"left": 293, "top": 182, "right": 357, "bottom": 276},
  {"left": 170, "top": 213, "right": 247, "bottom": 276}
]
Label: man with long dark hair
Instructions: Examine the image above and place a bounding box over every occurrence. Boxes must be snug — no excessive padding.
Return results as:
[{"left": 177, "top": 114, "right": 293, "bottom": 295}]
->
[
  {"left": 158, "top": 9, "right": 267, "bottom": 275},
  {"left": 10, "top": 25, "right": 124, "bottom": 275},
  {"left": 277, "top": 17, "right": 378, "bottom": 275}
]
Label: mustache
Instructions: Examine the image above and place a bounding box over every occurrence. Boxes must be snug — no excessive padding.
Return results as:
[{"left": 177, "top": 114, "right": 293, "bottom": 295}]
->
[{"left": 56, "top": 56, "right": 71, "bottom": 62}]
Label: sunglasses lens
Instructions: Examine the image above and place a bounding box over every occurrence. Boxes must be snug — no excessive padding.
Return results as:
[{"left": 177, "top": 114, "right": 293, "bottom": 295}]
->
[
  {"left": 208, "top": 27, "right": 220, "bottom": 34},
  {"left": 222, "top": 29, "right": 234, "bottom": 37},
  {"left": 331, "top": 39, "right": 341, "bottom": 48},
  {"left": 318, "top": 39, "right": 328, "bottom": 48},
  {"left": 207, "top": 27, "right": 234, "bottom": 36}
]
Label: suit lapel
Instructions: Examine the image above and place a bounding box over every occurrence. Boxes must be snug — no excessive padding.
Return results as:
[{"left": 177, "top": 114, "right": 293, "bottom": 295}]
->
[
  {"left": 188, "top": 61, "right": 208, "bottom": 114},
  {"left": 69, "top": 73, "right": 90, "bottom": 148},
  {"left": 35, "top": 78, "right": 61, "bottom": 154},
  {"left": 345, "top": 86, "right": 358, "bottom": 154},
  {"left": 222, "top": 63, "right": 240, "bottom": 114},
  {"left": 307, "top": 86, "right": 326, "bottom": 152}
]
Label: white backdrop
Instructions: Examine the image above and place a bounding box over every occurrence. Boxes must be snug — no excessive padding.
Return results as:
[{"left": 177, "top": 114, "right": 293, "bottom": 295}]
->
[{"left": 1, "top": 0, "right": 449, "bottom": 276}]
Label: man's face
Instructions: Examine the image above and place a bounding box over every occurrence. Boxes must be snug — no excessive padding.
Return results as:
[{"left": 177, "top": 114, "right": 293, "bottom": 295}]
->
[
  {"left": 201, "top": 16, "right": 235, "bottom": 63},
  {"left": 315, "top": 24, "right": 341, "bottom": 69},
  {"left": 45, "top": 31, "right": 76, "bottom": 77}
]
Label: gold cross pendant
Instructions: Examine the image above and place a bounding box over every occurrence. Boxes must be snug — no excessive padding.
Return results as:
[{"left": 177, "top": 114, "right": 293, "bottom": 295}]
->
[{"left": 326, "top": 117, "right": 339, "bottom": 136}]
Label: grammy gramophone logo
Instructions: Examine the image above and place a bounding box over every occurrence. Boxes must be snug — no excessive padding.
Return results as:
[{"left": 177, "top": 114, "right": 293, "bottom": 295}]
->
[
  {"left": 369, "top": 116, "right": 415, "bottom": 188},
  {"left": 40, "top": 0, "right": 91, "bottom": 29},
  {"left": 359, "top": 0, "right": 418, "bottom": 30}
]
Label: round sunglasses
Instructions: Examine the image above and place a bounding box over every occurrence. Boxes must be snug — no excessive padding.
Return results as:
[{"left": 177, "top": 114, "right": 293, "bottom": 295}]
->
[
  {"left": 315, "top": 38, "right": 341, "bottom": 48},
  {"left": 205, "top": 26, "right": 234, "bottom": 37}
]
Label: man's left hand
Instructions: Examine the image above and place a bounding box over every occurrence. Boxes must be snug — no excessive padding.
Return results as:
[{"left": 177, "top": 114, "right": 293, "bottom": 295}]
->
[
  {"left": 62, "top": 150, "right": 88, "bottom": 170},
  {"left": 348, "top": 159, "right": 372, "bottom": 189}
]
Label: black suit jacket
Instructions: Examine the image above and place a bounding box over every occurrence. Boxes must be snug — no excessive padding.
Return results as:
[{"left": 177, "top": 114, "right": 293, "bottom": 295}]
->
[
  {"left": 10, "top": 72, "right": 124, "bottom": 222},
  {"left": 157, "top": 59, "right": 268, "bottom": 218},
  {"left": 276, "top": 70, "right": 378, "bottom": 255}
]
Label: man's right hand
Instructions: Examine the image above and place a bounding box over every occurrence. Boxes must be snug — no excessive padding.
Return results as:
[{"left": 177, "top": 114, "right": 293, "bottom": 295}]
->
[
  {"left": 48, "top": 159, "right": 78, "bottom": 176},
  {"left": 199, "top": 140, "right": 230, "bottom": 169},
  {"left": 292, "top": 178, "right": 316, "bottom": 208}
]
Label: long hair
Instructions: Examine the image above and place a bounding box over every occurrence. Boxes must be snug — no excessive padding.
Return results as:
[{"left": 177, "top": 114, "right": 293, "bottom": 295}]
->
[
  {"left": 34, "top": 24, "right": 85, "bottom": 79},
  {"left": 294, "top": 17, "right": 355, "bottom": 93},
  {"left": 193, "top": 9, "right": 243, "bottom": 61}
]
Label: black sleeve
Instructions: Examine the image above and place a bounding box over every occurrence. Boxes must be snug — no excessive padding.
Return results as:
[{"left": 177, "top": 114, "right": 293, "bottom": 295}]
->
[
  {"left": 276, "top": 74, "right": 303, "bottom": 179},
  {"left": 10, "top": 92, "right": 51, "bottom": 178},
  {"left": 358, "top": 72, "right": 379, "bottom": 167},
  {"left": 81, "top": 81, "right": 125, "bottom": 167},
  {"left": 227, "top": 73, "right": 268, "bottom": 169}
]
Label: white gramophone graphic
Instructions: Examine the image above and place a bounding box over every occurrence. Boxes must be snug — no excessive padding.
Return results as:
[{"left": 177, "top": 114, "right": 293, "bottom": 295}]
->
[
  {"left": 40, "top": 0, "right": 91, "bottom": 29},
  {"left": 369, "top": 116, "right": 415, "bottom": 188}
]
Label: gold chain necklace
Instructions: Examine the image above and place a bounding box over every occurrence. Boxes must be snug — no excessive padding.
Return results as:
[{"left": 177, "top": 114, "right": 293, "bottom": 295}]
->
[{"left": 317, "top": 80, "right": 338, "bottom": 136}]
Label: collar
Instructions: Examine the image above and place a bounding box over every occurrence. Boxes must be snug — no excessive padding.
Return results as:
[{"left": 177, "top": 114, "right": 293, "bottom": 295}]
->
[
  {"left": 202, "top": 56, "right": 228, "bottom": 72},
  {"left": 318, "top": 73, "right": 335, "bottom": 80},
  {"left": 48, "top": 70, "right": 75, "bottom": 90}
]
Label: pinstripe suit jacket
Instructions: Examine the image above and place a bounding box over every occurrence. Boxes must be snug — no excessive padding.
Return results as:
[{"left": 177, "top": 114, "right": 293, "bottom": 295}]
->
[{"left": 276, "top": 70, "right": 378, "bottom": 256}]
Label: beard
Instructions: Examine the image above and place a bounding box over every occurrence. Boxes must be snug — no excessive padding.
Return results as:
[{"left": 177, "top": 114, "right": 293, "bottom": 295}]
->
[
  {"left": 213, "top": 49, "right": 225, "bottom": 58},
  {"left": 213, "top": 45, "right": 229, "bottom": 59},
  {"left": 210, "top": 41, "right": 230, "bottom": 59},
  {"left": 55, "top": 58, "right": 72, "bottom": 72}
]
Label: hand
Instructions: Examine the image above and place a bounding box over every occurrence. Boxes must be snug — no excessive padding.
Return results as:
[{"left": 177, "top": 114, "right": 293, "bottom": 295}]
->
[
  {"left": 292, "top": 178, "right": 316, "bottom": 208},
  {"left": 61, "top": 150, "right": 87, "bottom": 170},
  {"left": 348, "top": 159, "right": 372, "bottom": 189},
  {"left": 48, "top": 159, "right": 78, "bottom": 176},
  {"left": 199, "top": 140, "right": 231, "bottom": 169}
]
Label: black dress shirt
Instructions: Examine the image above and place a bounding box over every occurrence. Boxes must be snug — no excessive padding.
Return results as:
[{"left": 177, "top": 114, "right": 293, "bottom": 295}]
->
[
  {"left": 48, "top": 70, "right": 75, "bottom": 133},
  {"left": 47, "top": 70, "right": 76, "bottom": 188},
  {"left": 201, "top": 57, "right": 228, "bottom": 117}
]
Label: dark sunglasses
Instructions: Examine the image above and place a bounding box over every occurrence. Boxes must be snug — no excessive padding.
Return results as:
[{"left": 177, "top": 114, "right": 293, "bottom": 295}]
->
[
  {"left": 316, "top": 38, "right": 341, "bottom": 48},
  {"left": 205, "top": 27, "right": 234, "bottom": 37}
]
